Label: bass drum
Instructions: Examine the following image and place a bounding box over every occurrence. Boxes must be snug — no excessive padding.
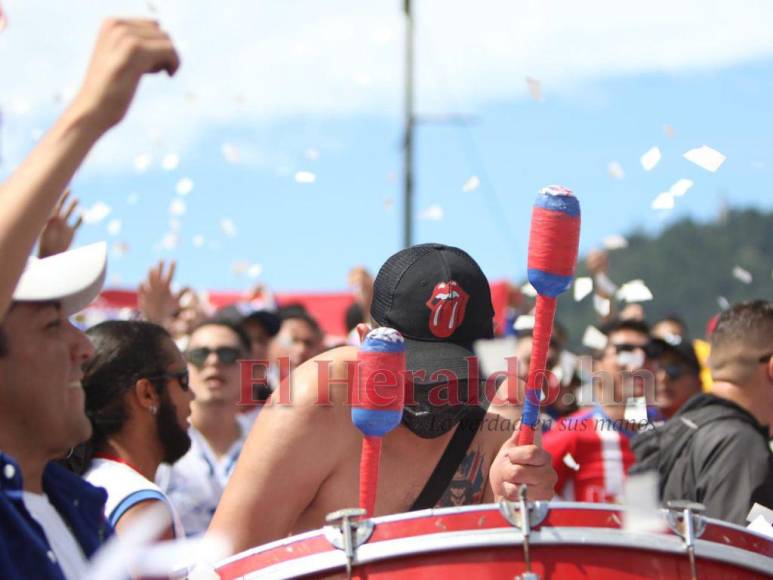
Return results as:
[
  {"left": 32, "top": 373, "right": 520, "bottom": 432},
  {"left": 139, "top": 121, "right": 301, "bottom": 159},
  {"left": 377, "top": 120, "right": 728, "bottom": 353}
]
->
[{"left": 215, "top": 502, "right": 773, "bottom": 579}]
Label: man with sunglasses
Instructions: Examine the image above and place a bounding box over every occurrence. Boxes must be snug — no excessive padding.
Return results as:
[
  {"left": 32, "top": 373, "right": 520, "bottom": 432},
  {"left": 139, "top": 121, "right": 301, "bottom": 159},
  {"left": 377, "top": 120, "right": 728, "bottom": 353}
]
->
[
  {"left": 156, "top": 320, "right": 252, "bottom": 536},
  {"left": 651, "top": 332, "right": 703, "bottom": 419},
  {"left": 542, "top": 318, "right": 661, "bottom": 503},
  {"left": 632, "top": 300, "right": 773, "bottom": 525},
  {"left": 79, "top": 320, "right": 193, "bottom": 540}
]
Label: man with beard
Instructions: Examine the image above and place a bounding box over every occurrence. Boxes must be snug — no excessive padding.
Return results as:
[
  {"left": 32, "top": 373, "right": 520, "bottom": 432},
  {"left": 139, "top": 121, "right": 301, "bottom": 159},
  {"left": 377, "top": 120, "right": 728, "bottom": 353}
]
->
[
  {"left": 211, "top": 244, "right": 557, "bottom": 552},
  {"left": 73, "top": 320, "right": 194, "bottom": 539}
]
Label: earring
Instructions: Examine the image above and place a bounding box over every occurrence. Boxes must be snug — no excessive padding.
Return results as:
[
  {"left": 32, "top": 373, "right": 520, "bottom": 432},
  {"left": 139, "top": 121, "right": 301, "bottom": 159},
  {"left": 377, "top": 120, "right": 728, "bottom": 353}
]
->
[{"left": 150, "top": 405, "right": 158, "bottom": 416}]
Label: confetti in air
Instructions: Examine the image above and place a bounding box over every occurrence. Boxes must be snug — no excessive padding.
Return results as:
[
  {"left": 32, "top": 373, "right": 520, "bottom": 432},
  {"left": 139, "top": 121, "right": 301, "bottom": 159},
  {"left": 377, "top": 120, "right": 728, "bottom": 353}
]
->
[
  {"left": 383, "top": 197, "right": 395, "bottom": 211},
  {"left": 127, "top": 193, "right": 140, "bottom": 205},
  {"left": 220, "top": 218, "right": 238, "bottom": 238},
  {"left": 525, "top": 76, "right": 543, "bottom": 101},
  {"left": 294, "top": 171, "right": 317, "bottom": 184},
  {"left": 221, "top": 143, "right": 241, "bottom": 164},
  {"left": 231, "top": 261, "right": 249, "bottom": 275},
  {"left": 573, "top": 277, "right": 593, "bottom": 302},
  {"left": 169, "top": 198, "right": 187, "bottom": 217},
  {"left": 582, "top": 326, "right": 608, "bottom": 350},
  {"left": 247, "top": 264, "right": 263, "bottom": 279},
  {"left": 683, "top": 145, "right": 726, "bottom": 172},
  {"left": 651, "top": 192, "right": 674, "bottom": 210},
  {"left": 112, "top": 242, "right": 129, "bottom": 257},
  {"left": 161, "top": 153, "right": 180, "bottom": 171},
  {"left": 418, "top": 204, "right": 444, "bottom": 221},
  {"left": 717, "top": 296, "right": 730, "bottom": 310},
  {"left": 732, "top": 266, "right": 753, "bottom": 284},
  {"left": 608, "top": 161, "right": 625, "bottom": 180},
  {"left": 161, "top": 232, "right": 179, "bottom": 250},
  {"left": 176, "top": 178, "right": 194, "bottom": 195},
  {"left": 593, "top": 294, "right": 611, "bottom": 317},
  {"left": 107, "top": 219, "right": 122, "bottom": 236},
  {"left": 663, "top": 124, "right": 675, "bottom": 139},
  {"left": 133, "top": 154, "right": 152, "bottom": 173},
  {"left": 616, "top": 279, "right": 654, "bottom": 303},
  {"left": 640, "top": 147, "right": 662, "bottom": 171},
  {"left": 304, "top": 148, "right": 320, "bottom": 161},
  {"left": 603, "top": 235, "right": 628, "bottom": 250},
  {"left": 669, "top": 178, "right": 694, "bottom": 197},
  {"left": 520, "top": 281, "right": 538, "bottom": 298},
  {"left": 623, "top": 472, "right": 664, "bottom": 533},
  {"left": 513, "top": 315, "right": 535, "bottom": 332},
  {"left": 462, "top": 176, "right": 480, "bottom": 192},
  {"left": 192, "top": 235, "right": 205, "bottom": 248},
  {"left": 81, "top": 202, "right": 112, "bottom": 225}
]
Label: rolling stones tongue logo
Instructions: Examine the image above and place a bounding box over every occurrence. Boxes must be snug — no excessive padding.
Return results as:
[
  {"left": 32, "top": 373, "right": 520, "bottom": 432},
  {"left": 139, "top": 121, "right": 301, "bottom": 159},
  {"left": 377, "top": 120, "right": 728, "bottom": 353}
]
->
[{"left": 426, "top": 281, "right": 469, "bottom": 338}]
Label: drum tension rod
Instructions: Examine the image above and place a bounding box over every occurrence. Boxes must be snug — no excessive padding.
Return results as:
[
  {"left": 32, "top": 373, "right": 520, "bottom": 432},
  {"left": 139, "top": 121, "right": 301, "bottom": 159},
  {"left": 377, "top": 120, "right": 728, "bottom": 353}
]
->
[
  {"left": 665, "top": 500, "right": 706, "bottom": 580},
  {"left": 323, "top": 507, "right": 375, "bottom": 579},
  {"left": 498, "top": 484, "right": 549, "bottom": 580}
]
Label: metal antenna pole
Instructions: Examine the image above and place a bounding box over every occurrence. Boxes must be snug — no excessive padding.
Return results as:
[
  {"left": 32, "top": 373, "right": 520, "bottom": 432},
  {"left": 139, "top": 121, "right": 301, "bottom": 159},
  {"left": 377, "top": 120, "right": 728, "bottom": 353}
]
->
[{"left": 402, "top": 0, "right": 414, "bottom": 248}]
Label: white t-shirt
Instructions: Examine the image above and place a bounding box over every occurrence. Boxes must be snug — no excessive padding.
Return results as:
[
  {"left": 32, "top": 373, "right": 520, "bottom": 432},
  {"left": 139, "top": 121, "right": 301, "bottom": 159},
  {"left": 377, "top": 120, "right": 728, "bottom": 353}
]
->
[
  {"left": 22, "top": 491, "right": 89, "bottom": 580},
  {"left": 156, "top": 413, "right": 255, "bottom": 536},
  {"left": 85, "top": 458, "right": 185, "bottom": 538}
]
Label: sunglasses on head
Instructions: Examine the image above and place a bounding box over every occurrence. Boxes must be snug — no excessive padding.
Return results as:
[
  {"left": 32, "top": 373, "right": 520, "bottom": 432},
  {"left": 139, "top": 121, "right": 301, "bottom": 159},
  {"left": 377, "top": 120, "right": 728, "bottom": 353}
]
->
[
  {"left": 612, "top": 341, "right": 663, "bottom": 359},
  {"left": 146, "top": 370, "right": 190, "bottom": 391},
  {"left": 185, "top": 346, "right": 242, "bottom": 368}
]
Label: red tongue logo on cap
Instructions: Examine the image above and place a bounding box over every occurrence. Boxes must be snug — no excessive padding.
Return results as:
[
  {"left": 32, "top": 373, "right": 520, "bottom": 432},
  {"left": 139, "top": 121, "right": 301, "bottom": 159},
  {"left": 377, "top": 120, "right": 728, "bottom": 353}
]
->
[{"left": 426, "top": 281, "right": 469, "bottom": 338}]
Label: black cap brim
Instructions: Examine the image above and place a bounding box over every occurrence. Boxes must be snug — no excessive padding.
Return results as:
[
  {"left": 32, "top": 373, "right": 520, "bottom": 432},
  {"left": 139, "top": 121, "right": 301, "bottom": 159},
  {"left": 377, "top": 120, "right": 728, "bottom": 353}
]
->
[{"left": 404, "top": 337, "right": 480, "bottom": 386}]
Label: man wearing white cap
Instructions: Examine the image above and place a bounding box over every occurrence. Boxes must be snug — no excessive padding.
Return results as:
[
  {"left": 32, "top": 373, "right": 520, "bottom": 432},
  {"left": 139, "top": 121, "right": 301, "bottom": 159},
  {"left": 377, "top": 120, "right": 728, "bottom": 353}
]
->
[
  {"left": 0, "top": 242, "right": 109, "bottom": 579},
  {"left": 0, "top": 15, "right": 179, "bottom": 579}
]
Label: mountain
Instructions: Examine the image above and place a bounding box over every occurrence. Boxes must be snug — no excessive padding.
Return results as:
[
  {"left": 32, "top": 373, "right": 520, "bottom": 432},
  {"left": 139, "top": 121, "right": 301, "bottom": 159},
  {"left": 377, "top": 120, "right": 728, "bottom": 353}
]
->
[{"left": 555, "top": 208, "right": 773, "bottom": 348}]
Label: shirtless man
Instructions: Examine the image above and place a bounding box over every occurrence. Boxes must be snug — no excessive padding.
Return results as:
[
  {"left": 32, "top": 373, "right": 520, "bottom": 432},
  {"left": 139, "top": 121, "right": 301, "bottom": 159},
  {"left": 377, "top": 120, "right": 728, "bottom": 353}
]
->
[{"left": 211, "top": 244, "right": 557, "bottom": 552}]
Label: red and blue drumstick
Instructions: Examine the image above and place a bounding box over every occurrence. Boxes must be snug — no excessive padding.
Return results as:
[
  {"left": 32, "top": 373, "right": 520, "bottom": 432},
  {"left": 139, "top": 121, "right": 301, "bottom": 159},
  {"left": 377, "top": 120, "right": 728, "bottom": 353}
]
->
[
  {"left": 352, "top": 327, "right": 406, "bottom": 517},
  {"left": 518, "top": 185, "right": 581, "bottom": 445}
]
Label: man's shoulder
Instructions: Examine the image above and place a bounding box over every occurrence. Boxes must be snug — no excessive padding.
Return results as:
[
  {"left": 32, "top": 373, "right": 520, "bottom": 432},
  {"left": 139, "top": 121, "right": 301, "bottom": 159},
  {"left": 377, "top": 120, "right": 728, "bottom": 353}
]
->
[
  {"left": 279, "top": 345, "right": 359, "bottom": 407},
  {"left": 44, "top": 460, "right": 107, "bottom": 506}
]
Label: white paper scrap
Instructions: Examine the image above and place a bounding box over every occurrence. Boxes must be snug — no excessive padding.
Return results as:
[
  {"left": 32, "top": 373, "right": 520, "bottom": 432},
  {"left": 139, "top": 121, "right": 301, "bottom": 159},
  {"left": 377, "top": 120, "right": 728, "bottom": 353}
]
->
[
  {"left": 640, "top": 146, "right": 661, "bottom": 171},
  {"left": 617, "top": 279, "right": 654, "bottom": 303},
  {"left": 651, "top": 192, "right": 674, "bottom": 210},
  {"left": 582, "top": 325, "right": 608, "bottom": 350},
  {"left": 732, "top": 266, "right": 752, "bottom": 284},
  {"left": 574, "top": 277, "right": 593, "bottom": 302},
  {"left": 683, "top": 145, "right": 726, "bottom": 172}
]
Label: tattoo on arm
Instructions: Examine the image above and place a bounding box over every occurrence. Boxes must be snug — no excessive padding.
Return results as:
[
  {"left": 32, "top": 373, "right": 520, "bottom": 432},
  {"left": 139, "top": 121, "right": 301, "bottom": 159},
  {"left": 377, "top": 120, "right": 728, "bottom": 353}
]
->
[{"left": 435, "top": 448, "right": 486, "bottom": 507}]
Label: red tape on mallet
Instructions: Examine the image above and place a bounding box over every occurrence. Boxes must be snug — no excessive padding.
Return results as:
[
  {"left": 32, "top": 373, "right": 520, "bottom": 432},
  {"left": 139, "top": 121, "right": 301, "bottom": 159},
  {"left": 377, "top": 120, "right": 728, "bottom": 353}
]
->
[
  {"left": 518, "top": 185, "right": 581, "bottom": 445},
  {"left": 352, "top": 327, "right": 406, "bottom": 517}
]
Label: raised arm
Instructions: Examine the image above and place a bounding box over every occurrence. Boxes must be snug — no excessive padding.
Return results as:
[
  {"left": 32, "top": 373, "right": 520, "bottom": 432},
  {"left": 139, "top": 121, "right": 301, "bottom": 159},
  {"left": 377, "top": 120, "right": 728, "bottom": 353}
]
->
[{"left": 0, "top": 18, "right": 179, "bottom": 317}]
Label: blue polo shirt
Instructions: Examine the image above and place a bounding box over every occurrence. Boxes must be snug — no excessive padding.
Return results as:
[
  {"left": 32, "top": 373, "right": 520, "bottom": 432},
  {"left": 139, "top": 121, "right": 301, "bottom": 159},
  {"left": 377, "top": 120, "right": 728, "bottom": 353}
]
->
[{"left": 0, "top": 452, "right": 111, "bottom": 579}]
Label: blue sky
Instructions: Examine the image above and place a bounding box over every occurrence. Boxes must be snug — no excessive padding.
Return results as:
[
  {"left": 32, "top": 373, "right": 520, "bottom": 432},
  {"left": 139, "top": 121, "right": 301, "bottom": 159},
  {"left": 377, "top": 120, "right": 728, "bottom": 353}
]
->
[{"left": 1, "top": 0, "right": 772, "bottom": 292}]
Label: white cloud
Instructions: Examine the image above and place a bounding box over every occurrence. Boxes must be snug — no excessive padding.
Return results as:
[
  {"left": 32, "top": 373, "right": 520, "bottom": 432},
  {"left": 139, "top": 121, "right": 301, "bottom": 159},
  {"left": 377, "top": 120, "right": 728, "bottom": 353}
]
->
[{"left": 1, "top": 0, "right": 772, "bottom": 174}]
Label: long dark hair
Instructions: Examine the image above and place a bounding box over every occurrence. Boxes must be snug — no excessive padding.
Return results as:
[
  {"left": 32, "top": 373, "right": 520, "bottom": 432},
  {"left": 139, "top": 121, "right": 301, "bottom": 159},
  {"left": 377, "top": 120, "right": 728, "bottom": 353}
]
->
[{"left": 67, "top": 320, "right": 174, "bottom": 474}]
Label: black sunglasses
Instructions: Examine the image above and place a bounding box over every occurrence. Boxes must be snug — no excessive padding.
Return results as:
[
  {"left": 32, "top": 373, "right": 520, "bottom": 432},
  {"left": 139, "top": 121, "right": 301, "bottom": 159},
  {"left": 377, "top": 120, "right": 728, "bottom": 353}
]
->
[
  {"left": 613, "top": 341, "right": 663, "bottom": 359},
  {"left": 146, "top": 370, "right": 190, "bottom": 392},
  {"left": 662, "top": 364, "right": 696, "bottom": 380},
  {"left": 185, "top": 346, "right": 242, "bottom": 368}
]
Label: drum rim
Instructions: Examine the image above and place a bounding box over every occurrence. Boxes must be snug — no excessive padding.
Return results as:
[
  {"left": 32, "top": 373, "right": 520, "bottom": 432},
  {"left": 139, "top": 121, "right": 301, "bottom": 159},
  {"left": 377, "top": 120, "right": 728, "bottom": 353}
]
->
[
  {"left": 218, "top": 502, "right": 773, "bottom": 577},
  {"left": 237, "top": 526, "right": 773, "bottom": 579}
]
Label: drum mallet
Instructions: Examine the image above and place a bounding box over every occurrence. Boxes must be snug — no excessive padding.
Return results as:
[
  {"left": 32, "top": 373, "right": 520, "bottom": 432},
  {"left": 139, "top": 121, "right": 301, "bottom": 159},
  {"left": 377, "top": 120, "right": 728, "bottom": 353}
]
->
[
  {"left": 352, "top": 327, "right": 406, "bottom": 517},
  {"left": 518, "top": 185, "right": 581, "bottom": 445}
]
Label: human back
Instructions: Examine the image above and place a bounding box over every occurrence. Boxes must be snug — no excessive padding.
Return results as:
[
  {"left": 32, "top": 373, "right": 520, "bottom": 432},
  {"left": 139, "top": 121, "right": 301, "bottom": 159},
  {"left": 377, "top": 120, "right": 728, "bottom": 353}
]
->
[{"left": 211, "top": 243, "right": 557, "bottom": 554}]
